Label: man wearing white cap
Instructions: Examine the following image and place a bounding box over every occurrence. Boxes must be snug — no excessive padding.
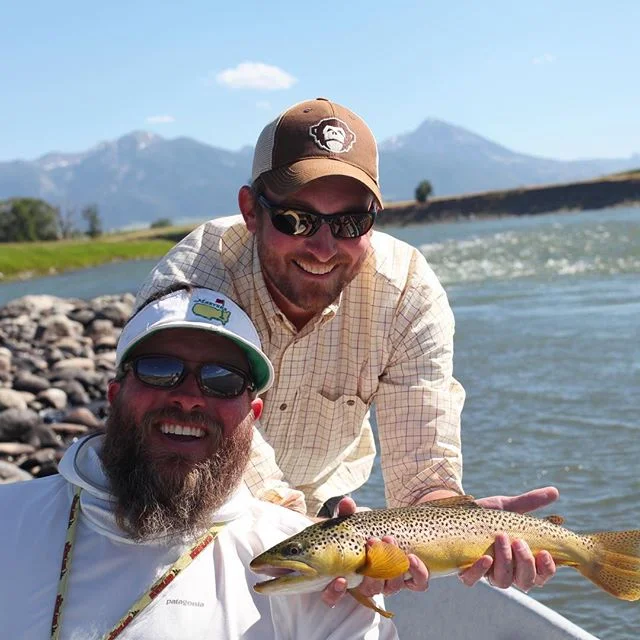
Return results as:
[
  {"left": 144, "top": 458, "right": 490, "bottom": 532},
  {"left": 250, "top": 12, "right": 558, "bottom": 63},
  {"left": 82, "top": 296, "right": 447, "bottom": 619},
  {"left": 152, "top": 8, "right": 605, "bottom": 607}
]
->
[
  {"left": 136, "top": 99, "right": 558, "bottom": 601},
  {"left": 0, "top": 286, "right": 396, "bottom": 639}
]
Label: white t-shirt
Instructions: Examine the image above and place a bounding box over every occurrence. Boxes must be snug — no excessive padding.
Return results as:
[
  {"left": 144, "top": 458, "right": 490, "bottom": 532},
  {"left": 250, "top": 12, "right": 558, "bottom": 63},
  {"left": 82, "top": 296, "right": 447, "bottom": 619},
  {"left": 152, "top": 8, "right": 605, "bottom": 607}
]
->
[{"left": 0, "top": 434, "right": 397, "bottom": 640}]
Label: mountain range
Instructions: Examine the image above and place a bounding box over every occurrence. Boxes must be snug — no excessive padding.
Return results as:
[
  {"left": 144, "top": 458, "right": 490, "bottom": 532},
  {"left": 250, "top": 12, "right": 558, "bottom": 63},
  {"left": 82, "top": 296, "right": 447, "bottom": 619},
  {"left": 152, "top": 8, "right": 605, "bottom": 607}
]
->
[{"left": 1, "top": 122, "right": 638, "bottom": 230}]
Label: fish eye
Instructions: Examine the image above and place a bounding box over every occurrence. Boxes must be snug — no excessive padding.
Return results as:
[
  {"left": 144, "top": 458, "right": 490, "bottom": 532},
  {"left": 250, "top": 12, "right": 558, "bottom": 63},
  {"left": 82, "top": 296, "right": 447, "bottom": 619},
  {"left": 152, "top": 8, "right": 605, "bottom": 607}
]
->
[{"left": 285, "top": 543, "right": 303, "bottom": 556}]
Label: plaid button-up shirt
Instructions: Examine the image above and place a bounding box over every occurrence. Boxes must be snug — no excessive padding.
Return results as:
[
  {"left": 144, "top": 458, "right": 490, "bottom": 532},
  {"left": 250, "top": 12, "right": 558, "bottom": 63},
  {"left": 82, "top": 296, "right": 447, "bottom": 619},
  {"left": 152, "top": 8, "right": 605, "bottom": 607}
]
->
[{"left": 136, "top": 216, "right": 464, "bottom": 515}]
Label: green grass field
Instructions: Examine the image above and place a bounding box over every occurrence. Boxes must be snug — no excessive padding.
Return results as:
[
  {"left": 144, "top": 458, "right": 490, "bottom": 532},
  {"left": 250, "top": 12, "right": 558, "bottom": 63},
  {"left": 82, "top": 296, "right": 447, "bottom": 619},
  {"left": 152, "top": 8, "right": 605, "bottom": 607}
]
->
[{"left": 0, "top": 224, "right": 198, "bottom": 281}]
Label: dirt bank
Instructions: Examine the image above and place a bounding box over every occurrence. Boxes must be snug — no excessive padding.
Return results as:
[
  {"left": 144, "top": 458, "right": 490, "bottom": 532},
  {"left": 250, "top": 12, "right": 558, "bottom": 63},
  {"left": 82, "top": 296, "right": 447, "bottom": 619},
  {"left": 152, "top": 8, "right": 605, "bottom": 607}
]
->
[{"left": 380, "top": 171, "right": 640, "bottom": 226}]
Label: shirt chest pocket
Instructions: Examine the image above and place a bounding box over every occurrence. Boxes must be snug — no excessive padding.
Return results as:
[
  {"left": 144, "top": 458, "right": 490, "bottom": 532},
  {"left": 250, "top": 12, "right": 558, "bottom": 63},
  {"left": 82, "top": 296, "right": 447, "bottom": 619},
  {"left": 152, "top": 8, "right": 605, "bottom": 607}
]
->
[{"left": 284, "top": 392, "right": 370, "bottom": 479}]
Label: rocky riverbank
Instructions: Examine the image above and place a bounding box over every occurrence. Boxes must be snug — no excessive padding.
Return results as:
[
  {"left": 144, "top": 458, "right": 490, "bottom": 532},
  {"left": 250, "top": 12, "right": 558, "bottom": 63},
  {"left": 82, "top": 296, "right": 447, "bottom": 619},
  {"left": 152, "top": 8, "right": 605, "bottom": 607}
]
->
[{"left": 0, "top": 293, "right": 134, "bottom": 483}]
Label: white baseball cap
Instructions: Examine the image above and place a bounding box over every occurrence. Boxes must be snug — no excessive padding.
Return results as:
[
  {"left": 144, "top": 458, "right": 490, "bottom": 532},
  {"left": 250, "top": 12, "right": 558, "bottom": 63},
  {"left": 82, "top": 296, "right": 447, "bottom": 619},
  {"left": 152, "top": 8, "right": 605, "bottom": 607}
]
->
[{"left": 116, "top": 287, "right": 274, "bottom": 394}]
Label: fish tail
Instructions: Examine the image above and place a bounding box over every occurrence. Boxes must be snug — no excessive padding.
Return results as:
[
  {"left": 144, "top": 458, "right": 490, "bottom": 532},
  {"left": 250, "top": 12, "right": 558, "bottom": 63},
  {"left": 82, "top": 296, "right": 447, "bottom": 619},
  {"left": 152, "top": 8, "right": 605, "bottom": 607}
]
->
[{"left": 576, "top": 530, "right": 640, "bottom": 601}]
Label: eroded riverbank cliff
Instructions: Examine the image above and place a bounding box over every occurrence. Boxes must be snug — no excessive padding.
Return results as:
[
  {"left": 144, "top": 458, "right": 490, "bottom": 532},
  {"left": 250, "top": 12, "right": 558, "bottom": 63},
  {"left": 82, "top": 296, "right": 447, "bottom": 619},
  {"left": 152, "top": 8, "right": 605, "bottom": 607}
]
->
[{"left": 380, "top": 171, "right": 640, "bottom": 226}]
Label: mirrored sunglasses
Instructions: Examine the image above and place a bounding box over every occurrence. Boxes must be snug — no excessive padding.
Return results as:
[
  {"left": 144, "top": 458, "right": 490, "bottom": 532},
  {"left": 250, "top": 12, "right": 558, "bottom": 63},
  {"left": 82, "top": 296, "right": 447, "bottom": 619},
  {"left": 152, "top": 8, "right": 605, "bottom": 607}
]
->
[
  {"left": 121, "top": 355, "right": 255, "bottom": 398},
  {"left": 258, "top": 195, "right": 377, "bottom": 239}
]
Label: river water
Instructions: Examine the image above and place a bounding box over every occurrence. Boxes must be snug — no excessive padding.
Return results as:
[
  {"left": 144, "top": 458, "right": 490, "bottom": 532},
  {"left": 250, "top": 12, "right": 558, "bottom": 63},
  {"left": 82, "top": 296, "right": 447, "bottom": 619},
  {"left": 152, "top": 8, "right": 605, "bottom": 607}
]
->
[{"left": 2, "top": 206, "right": 639, "bottom": 638}]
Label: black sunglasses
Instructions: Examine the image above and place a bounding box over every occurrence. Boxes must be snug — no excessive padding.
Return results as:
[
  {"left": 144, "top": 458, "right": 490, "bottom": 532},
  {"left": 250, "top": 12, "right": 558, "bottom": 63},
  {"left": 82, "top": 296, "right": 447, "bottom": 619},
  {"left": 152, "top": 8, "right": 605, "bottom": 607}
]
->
[
  {"left": 121, "top": 355, "right": 255, "bottom": 398},
  {"left": 257, "top": 194, "right": 377, "bottom": 239}
]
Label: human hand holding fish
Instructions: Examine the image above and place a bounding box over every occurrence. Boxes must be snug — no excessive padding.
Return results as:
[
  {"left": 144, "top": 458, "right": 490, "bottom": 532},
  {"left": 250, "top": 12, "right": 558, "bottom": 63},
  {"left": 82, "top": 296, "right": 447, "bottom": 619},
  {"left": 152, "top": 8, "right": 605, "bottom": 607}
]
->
[
  {"left": 458, "top": 486, "right": 559, "bottom": 591},
  {"left": 321, "top": 497, "right": 429, "bottom": 607},
  {"left": 251, "top": 488, "right": 640, "bottom": 619}
]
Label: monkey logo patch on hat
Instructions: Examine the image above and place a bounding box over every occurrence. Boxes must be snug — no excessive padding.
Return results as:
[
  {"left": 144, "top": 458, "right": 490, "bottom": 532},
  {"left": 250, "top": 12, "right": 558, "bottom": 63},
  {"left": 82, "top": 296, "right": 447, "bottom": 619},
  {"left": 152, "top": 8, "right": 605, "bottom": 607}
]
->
[{"left": 309, "top": 118, "right": 356, "bottom": 153}]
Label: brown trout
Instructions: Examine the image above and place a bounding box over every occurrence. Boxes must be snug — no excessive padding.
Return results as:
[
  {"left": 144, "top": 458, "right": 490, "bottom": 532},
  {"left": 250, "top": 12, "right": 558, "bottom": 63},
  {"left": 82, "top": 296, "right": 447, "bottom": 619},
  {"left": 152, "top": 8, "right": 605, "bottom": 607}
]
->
[{"left": 250, "top": 495, "right": 640, "bottom": 618}]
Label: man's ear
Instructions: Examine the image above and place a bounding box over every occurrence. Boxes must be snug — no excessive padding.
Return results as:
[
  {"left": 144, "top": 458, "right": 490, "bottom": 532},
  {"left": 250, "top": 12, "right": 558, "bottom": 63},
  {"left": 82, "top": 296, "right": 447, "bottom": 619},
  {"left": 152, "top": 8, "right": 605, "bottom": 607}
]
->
[
  {"left": 238, "top": 185, "right": 258, "bottom": 233},
  {"left": 107, "top": 379, "right": 121, "bottom": 406},
  {"left": 251, "top": 397, "right": 263, "bottom": 421}
]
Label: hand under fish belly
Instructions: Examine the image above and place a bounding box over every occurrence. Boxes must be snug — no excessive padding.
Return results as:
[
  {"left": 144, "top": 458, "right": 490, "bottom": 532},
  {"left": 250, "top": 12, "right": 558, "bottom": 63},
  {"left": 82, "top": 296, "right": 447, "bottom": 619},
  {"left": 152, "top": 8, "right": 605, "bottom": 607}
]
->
[{"left": 250, "top": 495, "right": 640, "bottom": 618}]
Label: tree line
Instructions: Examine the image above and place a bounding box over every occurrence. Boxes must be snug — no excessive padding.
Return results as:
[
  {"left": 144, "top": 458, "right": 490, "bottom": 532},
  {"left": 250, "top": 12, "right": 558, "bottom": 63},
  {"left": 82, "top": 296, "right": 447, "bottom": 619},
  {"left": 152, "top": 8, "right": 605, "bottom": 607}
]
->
[
  {"left": 1, "top": 181, "right": 434, "bottom": 243},
  {"left": 0, "top": 198, "right": 103, "bottom": 243}
]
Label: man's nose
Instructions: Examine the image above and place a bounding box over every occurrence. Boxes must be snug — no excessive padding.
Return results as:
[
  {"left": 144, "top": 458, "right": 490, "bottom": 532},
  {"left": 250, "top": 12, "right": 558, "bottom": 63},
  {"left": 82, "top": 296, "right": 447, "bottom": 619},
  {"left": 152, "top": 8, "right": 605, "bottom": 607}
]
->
[
  {"left": 168, "top": 372, "right": 206, "bottom": 411},
  {"left": 305, "top": 222, "right": 337, "bottom": 262}
]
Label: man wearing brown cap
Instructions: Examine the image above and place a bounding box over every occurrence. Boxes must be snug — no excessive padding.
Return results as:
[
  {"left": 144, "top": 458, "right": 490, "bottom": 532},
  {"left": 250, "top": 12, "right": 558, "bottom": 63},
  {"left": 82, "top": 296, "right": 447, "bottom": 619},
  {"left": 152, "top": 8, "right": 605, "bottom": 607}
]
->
[{"left": 137, "top": 98, "right": 557, "bottom": 602}]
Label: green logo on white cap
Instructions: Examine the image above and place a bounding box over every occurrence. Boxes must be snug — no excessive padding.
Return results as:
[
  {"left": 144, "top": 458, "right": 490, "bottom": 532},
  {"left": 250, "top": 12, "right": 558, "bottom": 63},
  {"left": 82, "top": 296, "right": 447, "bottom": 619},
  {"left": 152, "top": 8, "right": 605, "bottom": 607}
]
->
[{"left": 192, "top": 300, "right": 231, "bottom": 325}]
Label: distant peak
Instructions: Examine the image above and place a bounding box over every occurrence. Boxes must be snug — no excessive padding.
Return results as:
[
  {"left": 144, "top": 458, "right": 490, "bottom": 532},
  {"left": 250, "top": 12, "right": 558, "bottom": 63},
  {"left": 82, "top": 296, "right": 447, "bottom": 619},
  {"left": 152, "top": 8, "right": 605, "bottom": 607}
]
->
[
  {"left": 120, "top": 130, "right": 163, "bottom": 143},
  {"left": 422, "top": 117, "right": 450, "bottom": 126},
  {"left": 118, "top": 130, "right": 163, "bottom": 150}
]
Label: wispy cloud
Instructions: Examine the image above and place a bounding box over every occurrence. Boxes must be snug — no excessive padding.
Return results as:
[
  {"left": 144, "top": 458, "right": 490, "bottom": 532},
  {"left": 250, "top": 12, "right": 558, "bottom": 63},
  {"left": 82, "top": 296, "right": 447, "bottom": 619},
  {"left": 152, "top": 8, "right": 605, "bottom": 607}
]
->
[
  {"left": 215, "top": 62, "right": 296, "bottom": 90},
  {"left": 256, "top": 100, "right": 271, "bottom": 110},
  {"left": 532, "top": 53, "right": 555, "bottom": 65},
  {"left": 146, "top": 115, "right": 176, "bottom": 124}
]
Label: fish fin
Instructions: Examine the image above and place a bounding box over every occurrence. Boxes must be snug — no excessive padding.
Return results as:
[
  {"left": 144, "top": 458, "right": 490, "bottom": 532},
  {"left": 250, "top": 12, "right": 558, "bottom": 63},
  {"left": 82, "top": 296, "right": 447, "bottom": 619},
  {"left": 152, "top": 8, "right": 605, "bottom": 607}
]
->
[
  {"left": 348, "top": 588, "right": 394, "bottom": 619},
  {"left": 576, "top": 530, "right": 640, "bottom": 601},
  {"left": 357, "top": 540, "right": 411, "bottom": 579},
  {"left": 544, "top": 514, "right": 565, "bottom": 526},
  {"left": 418, "top": 495, "right": 479, "bottom": 508}
]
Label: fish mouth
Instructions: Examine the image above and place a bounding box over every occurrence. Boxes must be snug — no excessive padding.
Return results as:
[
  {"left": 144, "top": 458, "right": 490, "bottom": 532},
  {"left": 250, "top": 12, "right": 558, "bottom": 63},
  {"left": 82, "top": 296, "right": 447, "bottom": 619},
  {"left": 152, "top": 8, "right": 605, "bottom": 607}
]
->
[{"left": 250, "top": 558, "right": 319, "bottom": 593}]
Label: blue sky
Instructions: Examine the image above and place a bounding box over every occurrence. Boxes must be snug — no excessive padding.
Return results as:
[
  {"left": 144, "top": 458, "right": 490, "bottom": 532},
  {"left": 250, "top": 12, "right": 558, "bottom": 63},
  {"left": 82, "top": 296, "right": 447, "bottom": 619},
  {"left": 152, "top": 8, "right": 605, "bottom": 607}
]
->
[{"left": 1, "top": 0, "right": 638, "bottom": 162}]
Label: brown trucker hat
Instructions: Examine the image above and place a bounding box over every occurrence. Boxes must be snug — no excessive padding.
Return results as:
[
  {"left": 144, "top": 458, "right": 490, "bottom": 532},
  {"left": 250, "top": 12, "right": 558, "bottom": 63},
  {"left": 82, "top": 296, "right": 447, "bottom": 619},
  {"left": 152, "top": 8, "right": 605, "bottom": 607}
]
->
[{"left": 251, "top": 97, "right": 382, "bottom": 206}]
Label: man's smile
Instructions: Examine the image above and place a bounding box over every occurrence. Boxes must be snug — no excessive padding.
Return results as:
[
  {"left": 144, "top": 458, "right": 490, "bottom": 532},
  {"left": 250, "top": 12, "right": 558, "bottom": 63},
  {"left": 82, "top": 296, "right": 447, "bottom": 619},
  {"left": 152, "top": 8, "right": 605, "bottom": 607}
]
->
[
  {"left": 293, "top": 259, "right": 338, "bottom": 276},
  {"left": 159, "top": 423, "right": 208, "bottom": 439}
]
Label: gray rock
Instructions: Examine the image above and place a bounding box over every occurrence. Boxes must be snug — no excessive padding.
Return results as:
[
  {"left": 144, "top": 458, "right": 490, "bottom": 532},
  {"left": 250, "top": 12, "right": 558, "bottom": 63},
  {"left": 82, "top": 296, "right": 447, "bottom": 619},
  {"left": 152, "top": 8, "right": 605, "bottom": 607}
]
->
[
  {"left": 13, "top": 372, "right": 50, "bottom": 394},
  {"left": 18, "top": 448, "right": 60, "bottom": 476},
  {"left": 95, "top": 301, "right": 132, "bottom": 327},
  {"left": 37, "top": 314, "right": 84, "bottom": 342},
  {"left": 30, "top": 459, "right": 59, "bottom": 478},
  {"left": 50, "top": 422, "right": 90, "bottom": 436},
  {"left": 0, "top": 460, "right": 33, "bottom": 483},
  {"left": 42, "top": 347, "right": 65, "bottom": 365},
  {"left": 63, "top": 406, "right": 104, "bottom": 429},
  {"left": 14, "top": 353, "right": 48, "bottom": 372},
  {"left": 0, "top": 442, "right": 36, "bottom": 456},
  {"left": 53, "top": 380, "right": 91, "bottom": 406},
  {"left": 17, "top": 391, "right": 36, "bottom": 404},
  {"left": 0, "top": 389, "right": 28, "bottom": 411},
  {"left": 0, "top": 315, "right": 37, "bottom": 342},
  {"left": 21, "top": 447, "right": 58, "bottom": 466},
  {"left": 37, "top": 388, "right": 68, "bottom": 410},
  {"left": 53, "top": 337, "right": 85, "bottom": 357},
  {"left": 1, "top": 295, "right": 78, "bottom": 318},
  {"left": 48, "top": 368, "right": 98, "bottom": 387},
  {"left": 95, "top": 352, "right": 117, "bottom": 369},
  {"left": 89, "top": 318, "right": 115, "bottom": 340},
  {"left": 53, "top": 357, "right": 96, "bottom": 372},
  {"left": 0, "top": 346, "right": 11, "bottom": 374},
  {"left": 67, "top": 307, "right": 96, "bottom": 325},
  {"left": 0, "top": 408, "right": 41, "bottom": 443},
  {"left": 31, "top": 423, "right": 61, "bottom": 448},
  {"left": 94, "top": 335, "right": 118, "bottom": 352}
]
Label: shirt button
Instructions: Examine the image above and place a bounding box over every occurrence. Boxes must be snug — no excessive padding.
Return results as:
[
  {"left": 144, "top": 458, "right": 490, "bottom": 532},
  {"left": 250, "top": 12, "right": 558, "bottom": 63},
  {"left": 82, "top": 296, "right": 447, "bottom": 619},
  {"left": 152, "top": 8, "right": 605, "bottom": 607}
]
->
[{"left": 279, "top": 403, "right": 287, "bottom": 411}]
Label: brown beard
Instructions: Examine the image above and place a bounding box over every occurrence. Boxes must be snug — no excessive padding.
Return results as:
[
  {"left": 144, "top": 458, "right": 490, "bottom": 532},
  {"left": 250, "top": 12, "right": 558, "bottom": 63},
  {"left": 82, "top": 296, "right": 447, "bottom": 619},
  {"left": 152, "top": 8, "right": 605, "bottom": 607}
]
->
[
  {"left": 101, "top": 399, "right": 252, "bottom": 543},
  {"left": 255, "top": 214, "right": 370, "bottom": 319}
]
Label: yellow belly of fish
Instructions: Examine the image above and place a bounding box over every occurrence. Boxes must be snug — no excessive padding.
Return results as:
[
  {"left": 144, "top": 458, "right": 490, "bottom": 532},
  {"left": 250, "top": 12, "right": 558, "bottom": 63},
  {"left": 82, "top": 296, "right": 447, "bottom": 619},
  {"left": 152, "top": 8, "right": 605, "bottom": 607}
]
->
[
  {"left": 410, "top": 533, "right": 587, "bottom": 576},
  {"left": 411, "top": 539, "right": 496, "bottom": 574}
]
